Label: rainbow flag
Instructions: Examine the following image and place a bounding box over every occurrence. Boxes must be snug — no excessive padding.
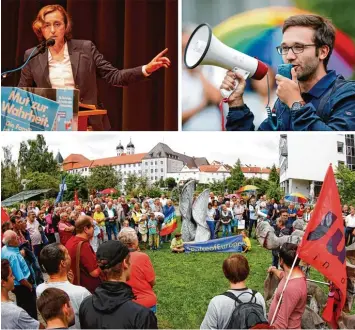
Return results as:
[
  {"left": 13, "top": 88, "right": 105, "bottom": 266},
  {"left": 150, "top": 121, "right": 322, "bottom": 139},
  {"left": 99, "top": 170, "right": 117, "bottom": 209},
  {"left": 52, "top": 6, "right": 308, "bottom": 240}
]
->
[{"left": 160, "top": 206, "right": 177, "bottom": 236}]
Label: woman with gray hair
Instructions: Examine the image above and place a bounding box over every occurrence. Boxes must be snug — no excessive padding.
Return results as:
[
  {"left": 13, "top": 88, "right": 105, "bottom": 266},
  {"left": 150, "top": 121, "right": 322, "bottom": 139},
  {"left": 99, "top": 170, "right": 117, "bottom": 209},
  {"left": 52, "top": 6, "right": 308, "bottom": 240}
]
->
[{"left": 118, "top": 228, "right": 157, "bottom": 313}]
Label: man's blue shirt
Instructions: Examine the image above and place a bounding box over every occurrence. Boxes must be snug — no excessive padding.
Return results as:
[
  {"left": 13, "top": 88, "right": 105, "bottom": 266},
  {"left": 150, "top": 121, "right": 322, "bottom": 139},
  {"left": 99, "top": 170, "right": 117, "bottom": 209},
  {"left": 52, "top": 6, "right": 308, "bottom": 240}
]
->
[
  {"left": 1, "top": 245, "right": 30, "bottom": 285},
  {"left": 226, "top": 70, "right": 355, "bottom": 131}
]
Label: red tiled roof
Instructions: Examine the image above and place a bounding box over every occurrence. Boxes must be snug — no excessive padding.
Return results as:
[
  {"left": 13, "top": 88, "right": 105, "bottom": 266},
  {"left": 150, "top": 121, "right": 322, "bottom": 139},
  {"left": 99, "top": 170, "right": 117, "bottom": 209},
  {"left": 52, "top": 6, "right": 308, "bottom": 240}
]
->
[
  {"left": 91, "top": 153, "right": 146, "bottom": 167},
  {"left": 199, "top": 165, "right": 229, "bottom": 173},
  {"left": 63, "top": 153, "right": 147, "bottom": 171},
  {"left": 63, "top": 154, "right": 90, "bottom": 164},
  {"left": 241, "top": 167, "right": 272, "bottom": 174}
]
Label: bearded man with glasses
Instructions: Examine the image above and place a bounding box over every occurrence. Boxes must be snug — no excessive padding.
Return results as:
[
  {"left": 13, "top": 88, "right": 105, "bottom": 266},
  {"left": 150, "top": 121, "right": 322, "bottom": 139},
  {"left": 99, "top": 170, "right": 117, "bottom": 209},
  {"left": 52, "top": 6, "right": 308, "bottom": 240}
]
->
[{"left": 221, "top": 14, "right": 355, "bottom": 131}]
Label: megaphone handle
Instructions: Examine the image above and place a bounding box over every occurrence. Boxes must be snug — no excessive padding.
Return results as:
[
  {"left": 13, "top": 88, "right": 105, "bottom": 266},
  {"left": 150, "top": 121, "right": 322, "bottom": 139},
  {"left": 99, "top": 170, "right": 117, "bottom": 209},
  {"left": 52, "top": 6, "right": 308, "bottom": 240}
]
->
[{"left": 220, "top": 67, "right": 250, "bottom": 100}]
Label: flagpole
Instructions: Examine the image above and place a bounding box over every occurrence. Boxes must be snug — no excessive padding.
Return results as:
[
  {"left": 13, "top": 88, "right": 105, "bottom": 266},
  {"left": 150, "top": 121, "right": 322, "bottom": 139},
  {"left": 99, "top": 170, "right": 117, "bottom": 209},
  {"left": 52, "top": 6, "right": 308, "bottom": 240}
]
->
[
  {"left": 270, "top": 253, "right": 299, "bottom": 326},
  {"left": 306, "top": 279, "right": 330, "bottom": 286}
]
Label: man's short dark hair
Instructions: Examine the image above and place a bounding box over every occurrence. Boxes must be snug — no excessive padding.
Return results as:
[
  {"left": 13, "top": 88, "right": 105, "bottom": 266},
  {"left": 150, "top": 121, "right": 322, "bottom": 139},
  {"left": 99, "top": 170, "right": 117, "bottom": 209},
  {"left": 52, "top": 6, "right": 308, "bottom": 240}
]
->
[
  {"left": 279, "top": 243, "right": 300, "bottom": 267},
  {"left": 222, "top": 254, "right": 249, "bottom": 283},
  {"left": 75, "top": 215, "right": 92, "bottom": 233},
  {"left": 37, "top": 288, "right": 70, "bottom": 322},
  {"left": 40, "top": 243, "right": 65, "bottom": 275},
  {"left": 282, "top": 14, "right": 336, "bottom": 68},
  {"left": 280, "top": 208, "right": 288, "bottom": 215}
]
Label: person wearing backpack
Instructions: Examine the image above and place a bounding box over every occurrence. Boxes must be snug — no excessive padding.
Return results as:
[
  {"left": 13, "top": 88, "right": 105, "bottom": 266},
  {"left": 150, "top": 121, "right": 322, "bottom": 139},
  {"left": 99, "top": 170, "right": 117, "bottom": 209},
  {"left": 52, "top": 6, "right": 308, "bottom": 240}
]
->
[{"left": 201, "top": 254, "right": 267, "bottom": 329}]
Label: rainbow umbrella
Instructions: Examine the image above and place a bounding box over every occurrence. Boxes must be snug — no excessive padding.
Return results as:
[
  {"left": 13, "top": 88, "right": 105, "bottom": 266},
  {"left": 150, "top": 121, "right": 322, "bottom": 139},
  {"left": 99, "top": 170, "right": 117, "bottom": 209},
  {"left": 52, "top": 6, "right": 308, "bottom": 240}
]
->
[
  {"left": 284, "top": 192, "right": 308, "bottom": 204},
  {"left": 213, "top": 7, "right": 355, "bottom": 78},
  {"left": 237, "top": 185, "right": 259, "bottom": 193}
]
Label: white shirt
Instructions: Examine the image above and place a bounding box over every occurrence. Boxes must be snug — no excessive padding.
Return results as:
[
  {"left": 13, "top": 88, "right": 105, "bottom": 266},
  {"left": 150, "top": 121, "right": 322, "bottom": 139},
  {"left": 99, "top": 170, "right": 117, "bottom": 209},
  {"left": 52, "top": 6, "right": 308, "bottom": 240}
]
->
[
  {"left": 36, "top": 281, "right": 91, "bottom": 329},
  {"left": 26, "top": 219, "right": 42, "bottom": 245},
  {"left": 48, "top": 42, "right": 150, "bottom": 89},
  {"left": 345, "top": 214, "right": 355, "bottom": 227},
  {"left": 48, "top": 42, "right": 75, "bottom": 89}
]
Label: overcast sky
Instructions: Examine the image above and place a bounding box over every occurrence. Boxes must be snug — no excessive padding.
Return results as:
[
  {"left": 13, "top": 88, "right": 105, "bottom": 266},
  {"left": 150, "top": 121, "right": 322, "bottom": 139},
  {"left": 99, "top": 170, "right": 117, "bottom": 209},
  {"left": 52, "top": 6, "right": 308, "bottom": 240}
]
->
[{"left": 1, "top": 132, "right": 280, "bottom": 167}]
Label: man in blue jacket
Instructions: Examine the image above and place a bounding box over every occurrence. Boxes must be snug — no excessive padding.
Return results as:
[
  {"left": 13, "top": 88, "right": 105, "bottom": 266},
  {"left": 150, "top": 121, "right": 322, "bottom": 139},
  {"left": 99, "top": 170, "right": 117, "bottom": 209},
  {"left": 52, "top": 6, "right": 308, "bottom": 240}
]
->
[{"left": 222, "top": 14, "right": 355, "bottom": 131}]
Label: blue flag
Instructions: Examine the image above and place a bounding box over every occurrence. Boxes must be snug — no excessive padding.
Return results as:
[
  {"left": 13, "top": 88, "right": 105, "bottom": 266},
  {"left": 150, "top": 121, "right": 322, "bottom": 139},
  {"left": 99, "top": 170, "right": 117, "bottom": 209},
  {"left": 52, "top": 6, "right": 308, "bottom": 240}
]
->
[
  {"left": 55, "top": 176, "right": 66, "bottom": 204},
  {"left": 184, "top": 235, "right": 244, "bottom": 253}
]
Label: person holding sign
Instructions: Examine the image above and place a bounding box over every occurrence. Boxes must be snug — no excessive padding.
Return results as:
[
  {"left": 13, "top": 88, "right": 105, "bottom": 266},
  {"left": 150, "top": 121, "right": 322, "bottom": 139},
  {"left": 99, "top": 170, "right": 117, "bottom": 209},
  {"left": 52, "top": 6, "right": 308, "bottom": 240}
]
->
[{"left": 18, "top": 4, "right": 171, "bottom": 131}]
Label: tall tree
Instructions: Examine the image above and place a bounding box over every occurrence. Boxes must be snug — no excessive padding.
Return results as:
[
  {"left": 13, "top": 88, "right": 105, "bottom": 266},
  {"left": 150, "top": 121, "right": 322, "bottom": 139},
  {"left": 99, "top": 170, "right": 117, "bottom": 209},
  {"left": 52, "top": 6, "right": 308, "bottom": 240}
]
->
[
  {"left": 125, "top": 172, "right": 139, "bottom": 194},
  {"left": 1, "top": 146, "right": 20, "bottom": 200},
  {"left": 209, "top": 179, "right": 225, "bottom": 195},
  {"left": 25, "top": 172, "right": 60, "bottom": 190},
  {"left": 62, "top": 173, "right": 88, "bottom": 201},
  {"left": 87, "top": 165, "right": 122, "bottom": 191},
  {"left": 226, "top": 159, "right": 245, "bottom": 192},
  {"left": 335, "top": 164, "right": 355, "bottom": 205},
  {"left": 165, "top": 177, "right": 177, "bottom": 190},
  {"left": 18, "top": 134, "right": 59, "bottom": 177},
  {"left": 266, "top": 181, "right": 284, "bottom": 201},
  {"left": 269, "top": 164, "right": 280, "bottom": 185}
]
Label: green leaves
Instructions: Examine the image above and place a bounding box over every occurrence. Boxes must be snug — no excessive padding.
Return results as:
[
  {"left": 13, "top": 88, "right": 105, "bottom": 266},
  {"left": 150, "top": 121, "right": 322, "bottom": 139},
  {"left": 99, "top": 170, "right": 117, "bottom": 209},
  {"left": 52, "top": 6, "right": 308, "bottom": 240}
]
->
[{"left": 87, "top": 165, "right": 122, "bottom": 192}]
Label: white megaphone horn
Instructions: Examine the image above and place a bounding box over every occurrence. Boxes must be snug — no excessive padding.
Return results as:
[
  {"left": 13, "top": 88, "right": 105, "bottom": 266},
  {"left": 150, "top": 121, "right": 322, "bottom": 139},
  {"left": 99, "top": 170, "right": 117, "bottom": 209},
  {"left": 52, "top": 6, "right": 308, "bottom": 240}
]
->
[{"left": 184, "top": 23, "right": 268, "bottom": 98}]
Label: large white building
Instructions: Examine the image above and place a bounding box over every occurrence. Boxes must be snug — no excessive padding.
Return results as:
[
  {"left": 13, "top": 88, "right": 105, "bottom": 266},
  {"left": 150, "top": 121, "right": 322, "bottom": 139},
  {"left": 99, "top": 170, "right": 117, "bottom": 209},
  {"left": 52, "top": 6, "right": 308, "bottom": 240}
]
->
[
  {"left": 59, "top": 141, "right": 276, "bottom": 191},
  {"left": 279, "top": 134, "right": 355, "bottom": 199}
]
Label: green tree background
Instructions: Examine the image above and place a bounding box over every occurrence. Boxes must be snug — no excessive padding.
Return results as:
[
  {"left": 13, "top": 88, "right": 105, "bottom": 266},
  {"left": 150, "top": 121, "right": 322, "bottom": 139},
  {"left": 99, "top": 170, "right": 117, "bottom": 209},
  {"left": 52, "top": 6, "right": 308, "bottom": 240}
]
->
[{"left": 87, "top": 165, "right": 122, "bottom": 192}]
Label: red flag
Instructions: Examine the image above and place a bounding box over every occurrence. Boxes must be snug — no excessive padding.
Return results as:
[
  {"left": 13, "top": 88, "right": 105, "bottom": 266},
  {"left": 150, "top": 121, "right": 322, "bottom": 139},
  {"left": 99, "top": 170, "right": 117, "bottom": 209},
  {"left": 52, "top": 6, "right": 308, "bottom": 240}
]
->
[
  {"left": 297, "top": 165, "right": 346, "bottom": 329},
  {"left": 74, "top": 190, "right": 79, "bottom": 206},
  {"left": 1, "top": 207, "right": 10, "bottom": 224}
]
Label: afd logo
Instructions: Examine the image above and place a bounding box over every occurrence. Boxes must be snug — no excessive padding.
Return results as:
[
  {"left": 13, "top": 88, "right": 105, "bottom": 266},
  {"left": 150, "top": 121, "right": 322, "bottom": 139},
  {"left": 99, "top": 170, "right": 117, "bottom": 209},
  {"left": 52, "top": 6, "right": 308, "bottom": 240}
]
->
[{"left": 307, "top": 211, "right": 346, "bottom": 265}]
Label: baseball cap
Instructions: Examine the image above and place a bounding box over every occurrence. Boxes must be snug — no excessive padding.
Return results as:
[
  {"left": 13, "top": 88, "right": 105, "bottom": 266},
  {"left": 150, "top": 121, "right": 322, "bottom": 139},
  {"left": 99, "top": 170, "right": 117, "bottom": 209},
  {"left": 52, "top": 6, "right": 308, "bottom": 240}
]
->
[{"left": 96, "top": 240, "right": 129, "bottom": 270}]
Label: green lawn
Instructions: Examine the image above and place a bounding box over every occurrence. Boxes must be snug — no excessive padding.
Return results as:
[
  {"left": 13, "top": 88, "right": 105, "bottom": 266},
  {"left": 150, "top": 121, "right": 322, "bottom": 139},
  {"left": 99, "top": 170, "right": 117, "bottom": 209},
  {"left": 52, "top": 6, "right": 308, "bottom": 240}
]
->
[{"left": 142, "top": 219, "right": 328, "bottom": 329}]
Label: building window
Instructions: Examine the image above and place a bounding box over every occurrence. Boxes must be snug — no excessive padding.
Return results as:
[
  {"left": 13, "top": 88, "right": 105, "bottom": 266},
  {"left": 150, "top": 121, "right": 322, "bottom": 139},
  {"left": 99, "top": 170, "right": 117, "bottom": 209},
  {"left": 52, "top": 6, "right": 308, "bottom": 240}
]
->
[
  {"left": 161, "top": 176, "right": 164, "bottom": 179},
  {"left": 155, "top": 176, "right": 158, "bottom": 180},
  {"left": 151, "top": 176, "right": 153, "bottom": 180},
  {"left": 338, "top": 142, "right": 344, "bottom": 153},
  {"left": 155, "top": 161, "right": 157, "bottom": 165},
  {"left": 151, "top": 161, "right": 153, "bottom": 165},
  {"left": 161, "top": 168, "right": 163, "bottom": 172},
  {"left": 151, "top": 169, "right": 153, "bottom": 173},
  {"left": 161, "top": 161, "right": 163, "bottom": 165},
  {"left": 155, "top": 169, "right": 158, "bottom": 172}
]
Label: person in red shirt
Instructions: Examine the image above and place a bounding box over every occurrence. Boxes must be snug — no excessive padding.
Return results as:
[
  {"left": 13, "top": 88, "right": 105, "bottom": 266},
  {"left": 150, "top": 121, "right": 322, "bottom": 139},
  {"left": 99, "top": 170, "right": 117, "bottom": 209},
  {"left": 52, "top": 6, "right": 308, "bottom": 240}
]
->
[
  {"left": 118, "top": 227, "right": 157, "bottom": 312},
  {"left": 268, "top": 243, "right": 307, "bottom": 329},
  {"left": 65, "top": 215, "right": 102, "bottom": 294}
]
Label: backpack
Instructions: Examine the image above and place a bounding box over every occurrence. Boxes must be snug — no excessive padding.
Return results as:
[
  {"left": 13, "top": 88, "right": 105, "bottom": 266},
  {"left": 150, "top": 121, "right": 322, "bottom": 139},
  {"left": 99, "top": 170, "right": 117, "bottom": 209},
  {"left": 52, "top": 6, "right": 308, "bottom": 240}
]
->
[{"left": 222, "top": 290, "right": 268, "bottom": 329}]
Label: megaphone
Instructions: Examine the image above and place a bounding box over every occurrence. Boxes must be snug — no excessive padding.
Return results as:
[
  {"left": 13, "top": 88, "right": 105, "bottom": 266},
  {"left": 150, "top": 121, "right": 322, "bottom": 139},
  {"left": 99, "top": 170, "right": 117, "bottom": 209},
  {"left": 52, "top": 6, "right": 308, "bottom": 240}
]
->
[{"left": 184, "top": 23, "right": 268, "bottom": 98}]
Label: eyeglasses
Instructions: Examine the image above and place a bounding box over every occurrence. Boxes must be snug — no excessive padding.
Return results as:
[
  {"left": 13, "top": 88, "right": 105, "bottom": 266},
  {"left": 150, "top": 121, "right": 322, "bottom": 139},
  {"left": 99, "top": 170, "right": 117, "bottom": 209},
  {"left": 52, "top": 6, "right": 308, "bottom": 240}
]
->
[
  {"left": 42, "top": 22, "right": 64, "bottom": 31},
  {"left": 276, "top": 44, "right": 316, "bottom": 55}
]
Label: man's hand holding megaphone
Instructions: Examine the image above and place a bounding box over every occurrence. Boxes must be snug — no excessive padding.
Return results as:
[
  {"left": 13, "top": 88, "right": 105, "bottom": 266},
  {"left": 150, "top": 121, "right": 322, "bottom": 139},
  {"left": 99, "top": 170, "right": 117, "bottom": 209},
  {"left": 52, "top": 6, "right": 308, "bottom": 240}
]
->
[
  {"left": 220, "top": 71, "right": 247, "bottom": 107},
  {"left": 275, "top": 68, "right": 304, "bottom": 108}
]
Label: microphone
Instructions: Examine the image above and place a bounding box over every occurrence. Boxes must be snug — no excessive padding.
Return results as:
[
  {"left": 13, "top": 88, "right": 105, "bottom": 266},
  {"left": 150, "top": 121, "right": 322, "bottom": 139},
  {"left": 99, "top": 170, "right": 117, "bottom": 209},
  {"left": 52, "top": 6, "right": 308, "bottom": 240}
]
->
[
  {"left": 37, "top": 38, "right": 55, "bottom": 54},
  {"left": 1, "top": 39, "right": 56, "bottom": 80}
]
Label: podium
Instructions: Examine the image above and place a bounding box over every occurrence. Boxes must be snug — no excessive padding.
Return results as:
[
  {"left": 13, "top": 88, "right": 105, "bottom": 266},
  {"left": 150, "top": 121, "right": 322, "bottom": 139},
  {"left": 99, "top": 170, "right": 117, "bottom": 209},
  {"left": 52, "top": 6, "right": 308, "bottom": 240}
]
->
[
  {"left": 78, "top": 109, "right": 107, "bottom": 131},
  {"left": 1, "top": 87, "right": 108, "bottom": 131},
  {"left": 1, "top": 87, "right": 79, "bottom": 131}
]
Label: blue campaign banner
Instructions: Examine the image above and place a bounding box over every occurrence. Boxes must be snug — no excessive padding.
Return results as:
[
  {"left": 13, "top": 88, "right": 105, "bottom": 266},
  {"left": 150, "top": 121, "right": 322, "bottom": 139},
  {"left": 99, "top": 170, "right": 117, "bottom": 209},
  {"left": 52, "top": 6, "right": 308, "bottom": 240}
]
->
[
  {"left": 184, "top": 235, "right": 244, "bottom": 253},
  {"left": 1, "top": 87, "right": 59, "bottom": 131},
  {"left": 55, "top": 89, "right": 75, "bottom": 131}
]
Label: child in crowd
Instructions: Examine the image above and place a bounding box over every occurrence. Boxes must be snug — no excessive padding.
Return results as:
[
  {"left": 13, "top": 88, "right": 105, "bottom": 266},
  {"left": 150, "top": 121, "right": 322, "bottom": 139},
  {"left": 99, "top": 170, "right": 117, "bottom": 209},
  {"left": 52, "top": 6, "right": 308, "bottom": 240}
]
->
[
  {"left": 148, "top": 212, "right": 159, "bottom": 250},
  {"left": 241, "top": 230, "right": 251, "bottom": 253},
  {"left": 138, "top": 214, "right": 148, "bottom": 250},
  {"left": 170, "top": 233, "right": 184, "bottom": 253}
]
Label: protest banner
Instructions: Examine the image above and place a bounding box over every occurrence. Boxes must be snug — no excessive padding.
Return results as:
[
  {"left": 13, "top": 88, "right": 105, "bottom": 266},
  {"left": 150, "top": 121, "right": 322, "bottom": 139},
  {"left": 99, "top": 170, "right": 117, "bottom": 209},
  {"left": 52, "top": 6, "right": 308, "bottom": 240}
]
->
[{"left": 184, "top": 235, "right": 243, "bottom": 253}]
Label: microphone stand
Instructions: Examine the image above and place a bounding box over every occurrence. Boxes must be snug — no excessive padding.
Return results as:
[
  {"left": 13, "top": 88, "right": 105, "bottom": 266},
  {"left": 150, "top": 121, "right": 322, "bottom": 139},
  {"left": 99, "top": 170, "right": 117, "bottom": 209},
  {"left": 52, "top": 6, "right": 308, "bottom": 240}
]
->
[{"left": 1, "top": 42, "right": 49, "bottom": 82}]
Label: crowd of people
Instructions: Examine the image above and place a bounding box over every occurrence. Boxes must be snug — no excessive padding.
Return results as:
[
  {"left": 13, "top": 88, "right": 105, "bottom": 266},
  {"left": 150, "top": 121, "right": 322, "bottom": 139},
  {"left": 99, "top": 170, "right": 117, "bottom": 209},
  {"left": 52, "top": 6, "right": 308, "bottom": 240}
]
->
[{"left": 1, "top": 191, "right": 354, "bottom": 329}]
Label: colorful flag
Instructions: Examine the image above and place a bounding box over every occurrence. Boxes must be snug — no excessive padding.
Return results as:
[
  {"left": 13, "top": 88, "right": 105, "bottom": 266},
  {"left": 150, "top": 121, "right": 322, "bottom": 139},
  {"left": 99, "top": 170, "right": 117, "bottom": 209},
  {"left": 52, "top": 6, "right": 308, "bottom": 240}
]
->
[
  {"left": 74, "top": 190, "right": 79, "bottom": 206},
  {"left": 297, "top": 165, "right": 346, "bottom": 329},
  {"left": 159, "top": 207, "right": 177, "bottom": 236}
]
